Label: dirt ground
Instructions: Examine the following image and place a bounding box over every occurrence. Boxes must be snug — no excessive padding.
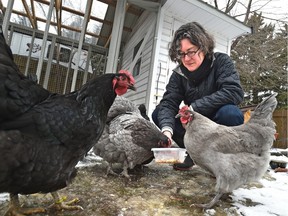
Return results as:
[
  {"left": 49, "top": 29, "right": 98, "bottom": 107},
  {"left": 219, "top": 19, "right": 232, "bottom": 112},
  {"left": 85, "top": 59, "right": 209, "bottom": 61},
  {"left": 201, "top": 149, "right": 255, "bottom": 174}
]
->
[{"left": 0, "top": 155, "right": 269, "bottom": 216}]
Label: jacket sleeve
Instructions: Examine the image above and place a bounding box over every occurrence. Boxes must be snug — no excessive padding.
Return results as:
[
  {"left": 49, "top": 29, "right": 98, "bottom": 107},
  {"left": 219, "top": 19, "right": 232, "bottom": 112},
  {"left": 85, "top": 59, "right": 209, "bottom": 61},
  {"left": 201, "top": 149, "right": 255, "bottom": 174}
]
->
[
  {"left": 191, "top": 53, "right": 244, "bottom": 117},
  {"left": 157, "top": 72, "right": 185, "bottom": 133}
]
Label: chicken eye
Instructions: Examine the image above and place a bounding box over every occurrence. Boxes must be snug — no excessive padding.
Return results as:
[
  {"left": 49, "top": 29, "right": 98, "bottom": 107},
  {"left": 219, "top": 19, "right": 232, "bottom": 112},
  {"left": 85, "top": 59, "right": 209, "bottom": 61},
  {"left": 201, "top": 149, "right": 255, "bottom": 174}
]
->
[{"left": 118, "top": 76, "right": 126, "bottom": 81}]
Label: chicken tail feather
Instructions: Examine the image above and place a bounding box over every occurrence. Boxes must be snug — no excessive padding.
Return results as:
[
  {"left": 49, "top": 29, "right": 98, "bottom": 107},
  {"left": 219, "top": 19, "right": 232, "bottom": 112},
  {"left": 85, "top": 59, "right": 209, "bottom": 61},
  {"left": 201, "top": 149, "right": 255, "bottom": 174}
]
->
[{"left": 251, "top": 93, "right": 278, "bottom": 120}]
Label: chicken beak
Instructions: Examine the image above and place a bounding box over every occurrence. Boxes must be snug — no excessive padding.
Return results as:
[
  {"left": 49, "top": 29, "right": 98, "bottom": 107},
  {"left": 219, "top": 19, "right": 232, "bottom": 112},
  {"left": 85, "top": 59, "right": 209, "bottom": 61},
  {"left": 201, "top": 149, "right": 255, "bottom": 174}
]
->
[
  {"left": 128, "top": 84, "right": 136, "bottom": 91},
  {"left": 175, "top": 113, "right": 181, "bottom": 118}
]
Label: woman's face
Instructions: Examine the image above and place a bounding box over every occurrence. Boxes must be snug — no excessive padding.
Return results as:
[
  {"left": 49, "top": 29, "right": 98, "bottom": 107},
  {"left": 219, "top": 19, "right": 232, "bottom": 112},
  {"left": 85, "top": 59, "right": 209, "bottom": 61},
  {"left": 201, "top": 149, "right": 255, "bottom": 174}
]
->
[{"left": 179, "top": 38, "right": 205, "bottom": 72}]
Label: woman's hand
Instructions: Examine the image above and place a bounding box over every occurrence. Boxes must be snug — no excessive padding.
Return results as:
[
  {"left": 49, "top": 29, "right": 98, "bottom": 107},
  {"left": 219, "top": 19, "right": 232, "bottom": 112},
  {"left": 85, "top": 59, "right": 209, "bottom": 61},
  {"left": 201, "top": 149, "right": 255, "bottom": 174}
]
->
[{"left": 163, "top": 131, "right": 172, "bottom": 147}]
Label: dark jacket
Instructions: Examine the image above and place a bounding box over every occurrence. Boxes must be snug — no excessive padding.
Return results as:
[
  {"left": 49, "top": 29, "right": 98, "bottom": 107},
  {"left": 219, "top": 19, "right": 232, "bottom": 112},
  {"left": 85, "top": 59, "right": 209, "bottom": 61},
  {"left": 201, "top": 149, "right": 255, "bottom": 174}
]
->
[{"left": 157, "top": 52, "right": 244, "bottom": 132}]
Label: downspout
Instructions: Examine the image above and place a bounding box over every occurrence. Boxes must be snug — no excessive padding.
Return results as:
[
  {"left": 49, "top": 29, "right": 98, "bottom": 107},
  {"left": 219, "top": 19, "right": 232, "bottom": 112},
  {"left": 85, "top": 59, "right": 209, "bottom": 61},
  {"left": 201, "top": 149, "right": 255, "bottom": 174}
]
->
[{"left": 155, "top": 62, "right": 162, "bottom": 105}]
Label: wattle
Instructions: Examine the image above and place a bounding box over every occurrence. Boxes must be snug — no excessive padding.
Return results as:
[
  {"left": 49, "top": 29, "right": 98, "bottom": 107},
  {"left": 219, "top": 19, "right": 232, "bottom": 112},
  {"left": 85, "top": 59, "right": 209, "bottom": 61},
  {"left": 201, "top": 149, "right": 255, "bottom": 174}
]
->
[
  {"left": 180, "top": 117, "right": 189, "bottom": 124},
  {"left": 115, "top": 87, "right": 128, "bottom": 96}
]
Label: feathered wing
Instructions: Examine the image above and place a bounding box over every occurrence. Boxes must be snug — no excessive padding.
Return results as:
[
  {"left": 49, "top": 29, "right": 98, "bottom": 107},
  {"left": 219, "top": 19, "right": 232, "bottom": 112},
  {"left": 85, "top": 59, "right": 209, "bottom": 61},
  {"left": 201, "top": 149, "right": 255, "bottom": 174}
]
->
[
  {"left": 109, "top": 113, "right": 162, "bottom": 166},
  {"left": 93, "top": 124, "right": 127, "bottom": 164},
  {"left": 106, "top": 96, "right": 140, "bottom": 122},
  {"left": 0, "top": 130, "right": 29, "bottom": 192},
  {"left": 0, "top": 130, "right": 77, "bottom": 195},
  {"left": 0, "top": 30, "right": 50, "bottom": 123},
  {"left": 95, "top": 113, "right": 155, "bottom": 169}
]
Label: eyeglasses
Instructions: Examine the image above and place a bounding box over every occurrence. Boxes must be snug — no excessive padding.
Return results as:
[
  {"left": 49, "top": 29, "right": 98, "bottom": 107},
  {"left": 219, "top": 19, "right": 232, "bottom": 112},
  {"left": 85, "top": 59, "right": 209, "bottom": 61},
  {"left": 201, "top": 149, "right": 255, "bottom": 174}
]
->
[{"left": 177, "top": 48, "right": 200, "bottom": 60}]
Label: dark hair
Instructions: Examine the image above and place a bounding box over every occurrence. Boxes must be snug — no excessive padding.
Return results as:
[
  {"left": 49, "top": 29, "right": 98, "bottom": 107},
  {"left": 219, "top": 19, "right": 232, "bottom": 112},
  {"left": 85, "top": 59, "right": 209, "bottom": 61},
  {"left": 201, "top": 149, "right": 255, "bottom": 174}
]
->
[{"left": 169, "top": 22, "right": 215, "bottom": 63}]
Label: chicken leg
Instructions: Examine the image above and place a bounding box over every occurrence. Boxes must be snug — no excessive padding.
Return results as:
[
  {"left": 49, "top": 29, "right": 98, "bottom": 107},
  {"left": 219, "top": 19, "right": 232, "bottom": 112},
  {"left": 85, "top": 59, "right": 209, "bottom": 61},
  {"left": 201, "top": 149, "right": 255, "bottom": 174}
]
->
[
  {"left": 105, "top": 162, "right": 131, "bottom": 180},
  {"left": 192, "top": 192, "right": 223, "bottom": 209},
  {"left": 4, "top": 193, "right": 46, "bottom": 216},
  {"left": 119, "top": 161, "right": 131, "bottom": 180},
  {"left": 106, "top": 163, "right": 120, "bottom": 177},
  {"left": 48, "top": 191, "right": 83, "bottom": 211}
]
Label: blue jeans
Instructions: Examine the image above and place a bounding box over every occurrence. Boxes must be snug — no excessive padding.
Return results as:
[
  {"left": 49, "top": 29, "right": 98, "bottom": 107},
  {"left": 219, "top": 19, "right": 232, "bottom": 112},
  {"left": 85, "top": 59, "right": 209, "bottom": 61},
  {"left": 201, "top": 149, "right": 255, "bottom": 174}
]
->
[{"left": 152, "top": 104, "right": 244, "bottom": 148}]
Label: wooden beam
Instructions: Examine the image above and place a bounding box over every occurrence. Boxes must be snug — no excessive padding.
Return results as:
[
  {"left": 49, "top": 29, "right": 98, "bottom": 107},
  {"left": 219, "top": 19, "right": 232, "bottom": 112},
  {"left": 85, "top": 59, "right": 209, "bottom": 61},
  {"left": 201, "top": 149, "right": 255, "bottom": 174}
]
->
[
  {"left": 97, "top": 0, "right": 143, "bottom": 16},
  {"left": 21, "top": 0, "right": 36, "bottom": 29},
  {"left": 0, "top": 0, "right": 4, "bottom": 14},
  {"left": 10, "top": 10, "right": 110, "bottom": 40},
  {"left": 10, "top": 8, "right": 132, "bottom": 34},
  {"left": 30, "top": 0, "right": 38, "bottom": 28},
  {"left": 55, "top": 0, "right": 62, "bottom": 36},
  {"left": 33, "top": 0, "right": 134, "bottom": 31}
]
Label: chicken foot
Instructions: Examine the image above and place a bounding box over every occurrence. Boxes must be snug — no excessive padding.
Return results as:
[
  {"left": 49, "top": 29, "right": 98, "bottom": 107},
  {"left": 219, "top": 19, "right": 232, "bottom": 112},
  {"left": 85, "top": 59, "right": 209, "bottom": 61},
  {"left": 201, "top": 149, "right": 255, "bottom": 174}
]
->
[
  {"left": 192, "top": 192, "right": 223, "bottom": 209},
  {"left": 106, "top": 163, "right": 121, "bottom": 177},
  {"left": 48, "top": 192, "right": 83, "bottom": 211},
  {"left": 4, "top": 193, "right": 46, "bottom": 216},
  {"left": 119, "top": 161, "right": 131, "bottom": 180},
  {"left": 119, "top": 167, "right": 131, "bottom": 180},
  {"left": 106, "top": 162, "right": 131, "bottom": 180}
]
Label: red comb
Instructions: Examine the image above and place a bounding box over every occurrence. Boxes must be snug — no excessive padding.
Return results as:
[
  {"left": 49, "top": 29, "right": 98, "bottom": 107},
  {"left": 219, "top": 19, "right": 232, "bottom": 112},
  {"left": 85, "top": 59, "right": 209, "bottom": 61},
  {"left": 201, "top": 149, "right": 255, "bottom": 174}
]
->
[
  {"left": 118, "top": 70, "right": 135, "bottom": 84},
  {"left": 179, "top": 105, "right": 189, "bottom": 113}
]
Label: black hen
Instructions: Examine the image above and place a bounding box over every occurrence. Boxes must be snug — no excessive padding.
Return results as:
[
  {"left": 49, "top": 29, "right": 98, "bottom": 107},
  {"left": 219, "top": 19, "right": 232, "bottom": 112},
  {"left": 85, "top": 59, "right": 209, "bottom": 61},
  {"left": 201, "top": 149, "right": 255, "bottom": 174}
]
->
[
  {"left": 0, "top": 61, "right": 135, "bottom": 216},
  {"left": 0, "top": 27, "right": 51, "bottom": 123}
]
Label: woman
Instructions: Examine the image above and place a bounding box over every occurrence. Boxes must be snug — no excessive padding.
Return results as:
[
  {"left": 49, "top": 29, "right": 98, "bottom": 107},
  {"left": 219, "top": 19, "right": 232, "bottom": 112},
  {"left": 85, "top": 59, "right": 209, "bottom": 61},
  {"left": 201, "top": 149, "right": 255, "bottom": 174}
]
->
[{"left": 152, "top": 22, "right": 244, "bottom": 170}]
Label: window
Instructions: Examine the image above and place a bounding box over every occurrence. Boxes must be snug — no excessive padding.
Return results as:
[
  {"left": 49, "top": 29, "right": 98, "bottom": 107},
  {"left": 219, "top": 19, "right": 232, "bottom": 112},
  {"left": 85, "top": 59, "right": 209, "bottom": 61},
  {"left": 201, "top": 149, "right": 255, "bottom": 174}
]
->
[{"left": 132, "top": 39, "right": 143, "bottom": 77}]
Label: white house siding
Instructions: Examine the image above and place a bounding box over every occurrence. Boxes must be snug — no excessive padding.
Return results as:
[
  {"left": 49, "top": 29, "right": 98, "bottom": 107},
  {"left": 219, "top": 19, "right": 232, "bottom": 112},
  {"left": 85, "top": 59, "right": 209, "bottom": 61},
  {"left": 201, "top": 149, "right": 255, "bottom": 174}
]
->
[
  {"left": 148, "top": 14, "right": 173, "bottom": 112},
  {"left": 121, "top": 11, "right": 157, "bottom": 107}
]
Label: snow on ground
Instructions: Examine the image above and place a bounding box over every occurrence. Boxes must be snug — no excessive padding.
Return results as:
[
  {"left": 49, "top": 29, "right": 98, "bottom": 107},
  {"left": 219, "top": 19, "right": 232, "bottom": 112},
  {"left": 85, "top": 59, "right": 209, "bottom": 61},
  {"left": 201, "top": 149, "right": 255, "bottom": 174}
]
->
[
  {"left": 229, "top": 148, "right": 288, "bottom": 216},
  {"left": 76, "top": 151, "right": 103, "bottom": 168},
  {"left": 0, "top": 193, "right": 9, "bottom": 203},
  {"left": 232, "top": 169, "right": 288, "bottom": 216}
]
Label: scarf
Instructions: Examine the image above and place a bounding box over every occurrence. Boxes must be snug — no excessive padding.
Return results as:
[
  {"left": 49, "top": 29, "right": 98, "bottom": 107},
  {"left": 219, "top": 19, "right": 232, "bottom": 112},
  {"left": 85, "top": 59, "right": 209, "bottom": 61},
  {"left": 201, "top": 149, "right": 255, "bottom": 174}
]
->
[{"left": 180, "top": 55, "right": 213, "bottom": 86}]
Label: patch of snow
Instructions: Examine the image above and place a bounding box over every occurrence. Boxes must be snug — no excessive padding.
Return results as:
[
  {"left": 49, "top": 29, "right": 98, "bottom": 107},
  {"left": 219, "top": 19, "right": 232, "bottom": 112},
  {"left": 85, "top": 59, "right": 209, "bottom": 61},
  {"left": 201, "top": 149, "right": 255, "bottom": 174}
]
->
[{"left": 231, "top": 170, "right": 288, "bottom": 216}]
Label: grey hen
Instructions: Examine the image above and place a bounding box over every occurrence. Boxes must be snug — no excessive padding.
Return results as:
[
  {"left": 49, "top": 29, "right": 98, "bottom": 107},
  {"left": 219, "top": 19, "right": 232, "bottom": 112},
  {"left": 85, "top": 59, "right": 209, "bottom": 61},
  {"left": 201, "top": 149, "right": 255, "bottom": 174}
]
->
[
  {"left": 93, "top": 96, "right": 171, "bottom": 179},
  {"left": 176, "top": 93, "right": 278, "bottom": 209}
]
